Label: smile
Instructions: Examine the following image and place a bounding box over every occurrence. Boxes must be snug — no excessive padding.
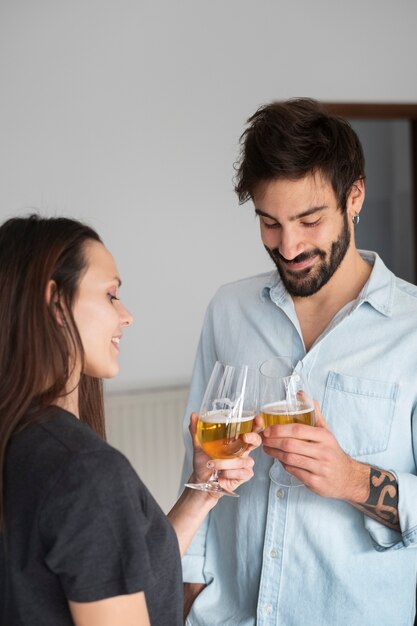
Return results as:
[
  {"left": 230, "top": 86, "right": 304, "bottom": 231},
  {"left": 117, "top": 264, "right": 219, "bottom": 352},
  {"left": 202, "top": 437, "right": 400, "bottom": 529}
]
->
[
  {"left": 111, "top": 337, "right": 121, "bottom": 350},
  {"left": 283, "top": 254, "right": 318, "bottom": 272}
]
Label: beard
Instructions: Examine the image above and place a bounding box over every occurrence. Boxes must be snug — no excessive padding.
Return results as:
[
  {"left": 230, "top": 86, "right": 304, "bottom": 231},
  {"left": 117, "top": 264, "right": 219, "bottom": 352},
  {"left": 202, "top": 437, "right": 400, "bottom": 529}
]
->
[{"left": 266, "top": 211, "right": 351, "bottom": 297}]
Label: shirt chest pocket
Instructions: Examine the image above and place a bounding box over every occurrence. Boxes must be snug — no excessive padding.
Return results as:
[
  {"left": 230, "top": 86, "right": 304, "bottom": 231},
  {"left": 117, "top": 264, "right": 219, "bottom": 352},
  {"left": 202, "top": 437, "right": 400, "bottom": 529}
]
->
[{"left": 321, "top": 371, "right": 398, "bottom": 457}]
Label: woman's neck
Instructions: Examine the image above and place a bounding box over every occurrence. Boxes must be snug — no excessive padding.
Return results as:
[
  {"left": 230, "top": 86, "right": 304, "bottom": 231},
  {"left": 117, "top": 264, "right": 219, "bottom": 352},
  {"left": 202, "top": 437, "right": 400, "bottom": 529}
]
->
[{"left": 54, "top": 385, "right": 79, "bottom": 418}]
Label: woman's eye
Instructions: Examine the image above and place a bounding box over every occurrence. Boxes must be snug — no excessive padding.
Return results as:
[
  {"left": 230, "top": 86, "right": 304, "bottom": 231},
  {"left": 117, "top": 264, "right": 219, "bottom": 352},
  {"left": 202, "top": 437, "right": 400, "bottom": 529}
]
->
[
  {"left": 107, "top": 293, "right": 120, "bottom": 303},
  {"left": 262, "top": 219, "right": 279, "bottom": 229}
]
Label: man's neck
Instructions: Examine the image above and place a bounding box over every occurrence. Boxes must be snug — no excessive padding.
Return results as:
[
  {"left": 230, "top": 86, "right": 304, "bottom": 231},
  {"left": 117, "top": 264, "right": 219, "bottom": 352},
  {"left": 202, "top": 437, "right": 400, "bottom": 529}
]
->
[{"left": 293, "top": 248, "right": 372, "bottom": 351}]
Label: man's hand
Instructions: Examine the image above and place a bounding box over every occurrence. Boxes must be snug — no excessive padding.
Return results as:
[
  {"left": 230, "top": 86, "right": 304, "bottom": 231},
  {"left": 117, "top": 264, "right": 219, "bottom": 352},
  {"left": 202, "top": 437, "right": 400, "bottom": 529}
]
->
[{"left": 261, "top": 402, "right": 369, "bottom": 502}]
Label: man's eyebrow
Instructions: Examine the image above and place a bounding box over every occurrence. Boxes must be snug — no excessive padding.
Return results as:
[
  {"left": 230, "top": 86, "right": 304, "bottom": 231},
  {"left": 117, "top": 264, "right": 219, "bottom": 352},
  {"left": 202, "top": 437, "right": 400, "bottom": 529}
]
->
[{"left": 255, "top": 206, "right": 328, "bottom": 221}]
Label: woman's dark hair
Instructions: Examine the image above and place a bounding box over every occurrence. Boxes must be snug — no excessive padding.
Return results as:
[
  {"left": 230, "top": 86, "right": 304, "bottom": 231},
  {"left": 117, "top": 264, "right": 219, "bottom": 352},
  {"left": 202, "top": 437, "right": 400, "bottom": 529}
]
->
[
  {"left": 234, "top": 98, "right": 365, "bottom": 212},
  {"left": 0, "top": 214, "right": 105, "bottom": 526}
]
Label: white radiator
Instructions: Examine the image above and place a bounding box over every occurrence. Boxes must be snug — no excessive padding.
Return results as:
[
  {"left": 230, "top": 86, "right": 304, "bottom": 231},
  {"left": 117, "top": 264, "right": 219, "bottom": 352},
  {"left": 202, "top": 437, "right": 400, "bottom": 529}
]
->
[{"left": 104, "top": 386, "right": 189, "bottom": 513}]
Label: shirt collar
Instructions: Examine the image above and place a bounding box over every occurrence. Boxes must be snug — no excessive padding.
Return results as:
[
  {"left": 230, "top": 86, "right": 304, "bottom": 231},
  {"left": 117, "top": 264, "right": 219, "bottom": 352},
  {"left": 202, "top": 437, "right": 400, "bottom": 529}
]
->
[{"left": 260, "top": 250, "right": 396, "bottom": 317}]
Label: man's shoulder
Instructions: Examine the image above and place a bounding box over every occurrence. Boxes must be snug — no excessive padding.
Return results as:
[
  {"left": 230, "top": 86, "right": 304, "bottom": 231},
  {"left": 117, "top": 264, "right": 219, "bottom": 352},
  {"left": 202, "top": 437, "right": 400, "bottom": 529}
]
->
[
  {"left": 363, "top": 252, "right": 417, "bottom": 313},
  {"left": 212, "top": 270, "right": 276, "bottom": 301},
  {"left": 393, "top": 275, "right": 417, "bottom": 302}
]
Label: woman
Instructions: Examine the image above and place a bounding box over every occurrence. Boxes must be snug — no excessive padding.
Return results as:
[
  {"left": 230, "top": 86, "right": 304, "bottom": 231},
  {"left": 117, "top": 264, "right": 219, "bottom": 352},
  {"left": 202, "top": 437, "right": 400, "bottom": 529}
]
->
[{"left": 0, "top": 214, "right": 260, "bottom": 626}]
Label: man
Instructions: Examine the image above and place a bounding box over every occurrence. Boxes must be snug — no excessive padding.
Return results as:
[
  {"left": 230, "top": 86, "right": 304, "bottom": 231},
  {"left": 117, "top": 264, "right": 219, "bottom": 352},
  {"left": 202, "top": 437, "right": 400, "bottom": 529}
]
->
[{"left": 181, "top": 99, "right": 417, "bottom": 625}]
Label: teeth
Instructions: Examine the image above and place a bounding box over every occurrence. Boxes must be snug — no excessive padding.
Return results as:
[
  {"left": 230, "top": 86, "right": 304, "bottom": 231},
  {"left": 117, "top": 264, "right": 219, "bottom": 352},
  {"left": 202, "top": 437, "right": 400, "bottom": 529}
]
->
[{"left": 112, "top": 337, "right": 120, "bottom": 344}]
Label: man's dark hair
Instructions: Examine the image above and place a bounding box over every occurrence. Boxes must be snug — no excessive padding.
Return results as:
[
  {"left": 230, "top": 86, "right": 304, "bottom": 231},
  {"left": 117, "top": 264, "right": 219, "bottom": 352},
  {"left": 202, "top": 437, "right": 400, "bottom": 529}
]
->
[{"left": 234, "top": 98, "right": 365, "bottom": 212}]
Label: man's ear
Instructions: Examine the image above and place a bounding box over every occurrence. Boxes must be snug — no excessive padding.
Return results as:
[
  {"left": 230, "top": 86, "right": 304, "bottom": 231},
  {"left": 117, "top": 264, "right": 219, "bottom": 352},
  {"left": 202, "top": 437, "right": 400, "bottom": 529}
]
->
[{"left": 347, "top": 177, "right": 365, "bottom": 220}]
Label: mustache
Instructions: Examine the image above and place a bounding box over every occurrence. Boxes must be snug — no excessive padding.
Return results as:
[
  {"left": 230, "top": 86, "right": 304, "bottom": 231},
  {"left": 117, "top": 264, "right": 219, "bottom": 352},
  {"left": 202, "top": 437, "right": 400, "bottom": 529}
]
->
[{"left": 266, "top": 247, "right": 326, "bottom": 265}]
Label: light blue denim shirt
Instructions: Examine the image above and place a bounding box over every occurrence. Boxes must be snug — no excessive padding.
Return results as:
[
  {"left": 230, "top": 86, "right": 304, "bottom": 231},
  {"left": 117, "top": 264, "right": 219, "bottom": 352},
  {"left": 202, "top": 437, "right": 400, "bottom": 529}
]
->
[{"left": 181, "top": 252, "right": 417, "bottom": 626}]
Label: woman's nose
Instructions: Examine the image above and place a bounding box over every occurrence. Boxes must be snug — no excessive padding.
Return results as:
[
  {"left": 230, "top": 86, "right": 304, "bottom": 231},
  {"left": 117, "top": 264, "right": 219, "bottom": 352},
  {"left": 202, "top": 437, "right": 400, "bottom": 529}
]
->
[{"left": 118, "top": 302, "right": 133, "bottom": 327}]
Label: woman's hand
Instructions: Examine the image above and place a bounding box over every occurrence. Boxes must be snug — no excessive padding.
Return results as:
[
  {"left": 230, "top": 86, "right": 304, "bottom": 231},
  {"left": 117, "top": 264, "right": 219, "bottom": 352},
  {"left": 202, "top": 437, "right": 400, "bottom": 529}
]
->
[
  {"left": 169, "top": 413, "right": 262, "bottom": 556},
  {"left": 189, "top": 412, "right": 262, "bottom": 497}
]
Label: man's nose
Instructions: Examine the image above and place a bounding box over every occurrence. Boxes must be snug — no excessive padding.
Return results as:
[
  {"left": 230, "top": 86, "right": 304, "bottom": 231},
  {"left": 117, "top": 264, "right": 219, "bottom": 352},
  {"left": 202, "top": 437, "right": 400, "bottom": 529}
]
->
[{"left": 277, "top": 227, "right": 304, "bottom": 261}]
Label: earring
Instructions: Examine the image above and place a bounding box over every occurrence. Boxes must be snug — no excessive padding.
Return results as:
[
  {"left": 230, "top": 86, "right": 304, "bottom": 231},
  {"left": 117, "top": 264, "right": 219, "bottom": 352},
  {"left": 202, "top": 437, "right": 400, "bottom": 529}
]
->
[{"left": 352, "top": 214, "right": 360, "bottom": 225}]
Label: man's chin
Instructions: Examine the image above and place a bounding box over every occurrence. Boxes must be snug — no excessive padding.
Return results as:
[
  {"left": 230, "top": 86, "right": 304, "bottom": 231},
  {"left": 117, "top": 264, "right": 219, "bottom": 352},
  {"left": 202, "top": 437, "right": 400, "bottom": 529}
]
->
[
  {"left": 276, "top": 262, "right": 313, "bottom": 283},
  {"left": 276, "top": 265, "right": 322, "bottom": 297},
  {"left": 285, "top": 266, "right": 313, "bottom": 279}
]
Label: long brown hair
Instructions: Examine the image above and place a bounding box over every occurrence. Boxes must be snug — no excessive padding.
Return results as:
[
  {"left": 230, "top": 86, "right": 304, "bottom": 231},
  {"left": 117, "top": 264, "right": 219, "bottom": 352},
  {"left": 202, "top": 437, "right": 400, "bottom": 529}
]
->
[{"left": 0, "top": 214, "right": 106, "bottom": 526}]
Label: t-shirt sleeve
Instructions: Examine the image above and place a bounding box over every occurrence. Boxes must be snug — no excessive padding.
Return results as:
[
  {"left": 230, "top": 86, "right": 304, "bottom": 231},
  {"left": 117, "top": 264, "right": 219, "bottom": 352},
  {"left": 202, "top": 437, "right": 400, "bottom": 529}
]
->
[{"left": 39, "top": 449, "right": 155, "bottom": 602}]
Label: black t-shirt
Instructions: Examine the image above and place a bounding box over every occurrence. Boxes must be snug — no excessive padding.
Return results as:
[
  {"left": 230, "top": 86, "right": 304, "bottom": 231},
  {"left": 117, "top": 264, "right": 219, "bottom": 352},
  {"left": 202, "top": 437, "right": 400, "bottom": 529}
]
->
[{"left": 0, "top": 407, "right": 183, "bottom": 625}]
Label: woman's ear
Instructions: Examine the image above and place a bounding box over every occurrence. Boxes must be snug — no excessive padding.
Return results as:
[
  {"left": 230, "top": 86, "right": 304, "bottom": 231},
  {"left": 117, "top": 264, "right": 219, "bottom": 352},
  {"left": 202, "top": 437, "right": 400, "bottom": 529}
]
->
[
  {"left": 45, "top": 280, "right": 65, "bottom": 327},
  {"left": 45, "top": 279, "right": 56, "bottom": 305}
]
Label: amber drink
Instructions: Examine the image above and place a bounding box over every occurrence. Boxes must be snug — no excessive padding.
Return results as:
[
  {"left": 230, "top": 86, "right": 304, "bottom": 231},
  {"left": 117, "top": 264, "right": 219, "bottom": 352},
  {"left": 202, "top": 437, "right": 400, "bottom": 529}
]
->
[
  {"left": 197, "top": 410, "right": 255, "bottom": 459},
  {"left": 260, "top": 400, "right": 315, "bottom": 428}
]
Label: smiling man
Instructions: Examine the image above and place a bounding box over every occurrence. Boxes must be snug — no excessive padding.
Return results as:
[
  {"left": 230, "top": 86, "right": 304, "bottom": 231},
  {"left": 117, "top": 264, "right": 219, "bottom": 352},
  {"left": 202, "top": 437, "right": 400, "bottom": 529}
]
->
[
  {"left": 181, "top": 99, "right": 417, "bottom": 626},
  {"left": 257, "top": 175, "right": 356, "bottom": 297}
]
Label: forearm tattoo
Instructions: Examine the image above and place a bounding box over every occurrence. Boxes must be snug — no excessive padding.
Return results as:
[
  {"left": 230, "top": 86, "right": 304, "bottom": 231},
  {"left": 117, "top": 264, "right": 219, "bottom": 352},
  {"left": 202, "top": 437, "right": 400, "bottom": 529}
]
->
[{"left": 354, "top": 467, "right": 400, "bottom": 531}]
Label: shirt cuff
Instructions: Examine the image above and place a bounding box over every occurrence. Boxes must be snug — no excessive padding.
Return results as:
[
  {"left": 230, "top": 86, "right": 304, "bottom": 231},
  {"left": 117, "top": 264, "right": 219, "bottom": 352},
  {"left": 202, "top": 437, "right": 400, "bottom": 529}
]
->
[
  {"left": 364, "top": 516, "right": 403, "bottom": 551},
  {"left": 181, "top": 555, "right": 206, "bottom": 584},
  {"left": 364, "top": 470, "right": 417, "bottom": 551}
]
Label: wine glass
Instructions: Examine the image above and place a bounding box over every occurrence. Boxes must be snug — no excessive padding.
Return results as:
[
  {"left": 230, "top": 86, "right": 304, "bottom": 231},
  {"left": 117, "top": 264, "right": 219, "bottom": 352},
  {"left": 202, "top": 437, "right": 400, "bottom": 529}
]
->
[
  {"left": 259, "top": 356, "right": 315, "bottom": 487},
  {"left": 185, "top": 361, "right": 258, "bottom": 497}
]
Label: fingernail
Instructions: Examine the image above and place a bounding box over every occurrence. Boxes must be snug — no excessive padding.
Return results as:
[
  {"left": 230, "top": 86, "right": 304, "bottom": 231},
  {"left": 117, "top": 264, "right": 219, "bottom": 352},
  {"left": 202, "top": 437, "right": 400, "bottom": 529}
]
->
[
  {"left": 263, "top": 427, "right": 270, "bottom": 437},
  {"left": 206, "top": 461, "right": 214, "bottom": 468}
]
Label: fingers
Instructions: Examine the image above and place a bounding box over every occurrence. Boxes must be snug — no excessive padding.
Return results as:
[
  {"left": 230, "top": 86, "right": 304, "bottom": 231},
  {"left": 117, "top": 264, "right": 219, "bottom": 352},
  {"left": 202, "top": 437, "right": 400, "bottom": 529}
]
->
[
  {"left": 263, "top": 422, "right": 322, "bottom": 442},
  {"left": 253, "top": 415, "right": 264, "bottom": 433},
  {"left": 313, "top": 401, "right": 329, "bottom": 429},
  {"left": 218, "top": 467, "right": 255, "bottom": 481},
  {"left": 242, "top": 431, "right": 262, "bottom": 452},
  {"left": 263, "top": 436, "right": 319, "bottom": 460},
  {"left": 263, "top": 445, "right": 319, "bottom": 471},
  {"left": 238, "top": 416, "right": 263, "bottom": 455},
  {"left": 188, "top": 412, "right": 199, "bottom": 437},
  {"left": 208, "top": 455, "right": 255, "bottom": 473},
  {"left": 216, "top": 462, "right": 255, "bottom": 482}
]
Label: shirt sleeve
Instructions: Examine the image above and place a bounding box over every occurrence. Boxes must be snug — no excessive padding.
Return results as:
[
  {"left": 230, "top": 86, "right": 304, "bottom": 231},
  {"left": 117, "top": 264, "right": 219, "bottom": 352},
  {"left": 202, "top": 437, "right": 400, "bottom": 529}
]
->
[
  {"left": 39, "top": 449, "right": 156, "bottom": 602},
  {"left": 364, "top": 404, "right": 417, "bottom": 551},
  {"left": 364, "top": 472, "right": 417, "bottom": 551},
  {"left": 180, "top": 299, "right": 218, "bottom": 583}
]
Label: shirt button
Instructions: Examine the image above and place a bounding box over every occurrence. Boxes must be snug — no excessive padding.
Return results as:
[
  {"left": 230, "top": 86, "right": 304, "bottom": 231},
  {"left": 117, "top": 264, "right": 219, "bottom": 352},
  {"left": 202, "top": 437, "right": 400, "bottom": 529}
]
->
[
  {"left": 270, "top": 549, "right": 278, "bottom": 559},
  {"left": 264, "top": 604, "right": 273, "bottom": 615},
  {"left": 276, "top": 488, "right": 285, "bottom": 499}
]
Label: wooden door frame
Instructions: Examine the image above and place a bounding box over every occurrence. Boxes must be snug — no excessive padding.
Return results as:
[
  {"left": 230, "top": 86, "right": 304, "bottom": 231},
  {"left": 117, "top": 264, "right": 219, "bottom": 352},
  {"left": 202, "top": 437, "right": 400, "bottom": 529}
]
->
[{"left": 324, "top": 103, "right": 417, "bottom": 280}]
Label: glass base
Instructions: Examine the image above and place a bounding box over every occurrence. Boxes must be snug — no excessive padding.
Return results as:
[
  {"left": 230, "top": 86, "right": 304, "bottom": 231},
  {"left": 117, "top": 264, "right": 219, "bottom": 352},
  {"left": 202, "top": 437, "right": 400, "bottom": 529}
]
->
[{"left": 184, "top": 481, "right": 239, "bottom": 498}]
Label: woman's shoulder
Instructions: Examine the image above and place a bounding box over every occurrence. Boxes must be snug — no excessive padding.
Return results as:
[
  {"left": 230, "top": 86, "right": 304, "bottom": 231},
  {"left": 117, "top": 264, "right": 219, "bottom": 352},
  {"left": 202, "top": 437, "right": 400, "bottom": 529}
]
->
[
  {"left": 10, "top": 405, "right": 135, "bottom": 486},
  {"left": 37, "top": 406, "right": 111, "bottom": 454}
]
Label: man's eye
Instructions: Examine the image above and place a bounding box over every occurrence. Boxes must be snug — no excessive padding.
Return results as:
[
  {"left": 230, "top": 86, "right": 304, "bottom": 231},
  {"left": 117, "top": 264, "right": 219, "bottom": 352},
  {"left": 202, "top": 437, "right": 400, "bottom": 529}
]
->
[
  {"left": 302, "top": 219, "right": 320, "bottom": 228},
  {"left": 107, "top": 293, "right": 120, "bottom": 303}
]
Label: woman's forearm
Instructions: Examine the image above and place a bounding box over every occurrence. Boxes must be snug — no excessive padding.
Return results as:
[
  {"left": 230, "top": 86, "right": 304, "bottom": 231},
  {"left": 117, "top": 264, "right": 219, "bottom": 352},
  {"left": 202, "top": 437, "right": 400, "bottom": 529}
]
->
[{"left": 167, "top": 477, "right": 218, "bottom": 556}]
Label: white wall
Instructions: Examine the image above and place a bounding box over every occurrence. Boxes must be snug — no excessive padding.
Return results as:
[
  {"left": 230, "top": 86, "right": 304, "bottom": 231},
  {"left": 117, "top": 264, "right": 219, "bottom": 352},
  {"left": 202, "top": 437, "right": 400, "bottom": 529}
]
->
[{"left": 1, "top": 0, "right": 417, "bottom": 391}]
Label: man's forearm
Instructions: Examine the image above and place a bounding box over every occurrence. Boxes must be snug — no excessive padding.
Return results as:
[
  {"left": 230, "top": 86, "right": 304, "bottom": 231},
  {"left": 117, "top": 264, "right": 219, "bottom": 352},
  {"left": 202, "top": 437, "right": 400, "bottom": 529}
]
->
[{"left": 349, "top": 465, "right": 400, "bottom": 531}]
